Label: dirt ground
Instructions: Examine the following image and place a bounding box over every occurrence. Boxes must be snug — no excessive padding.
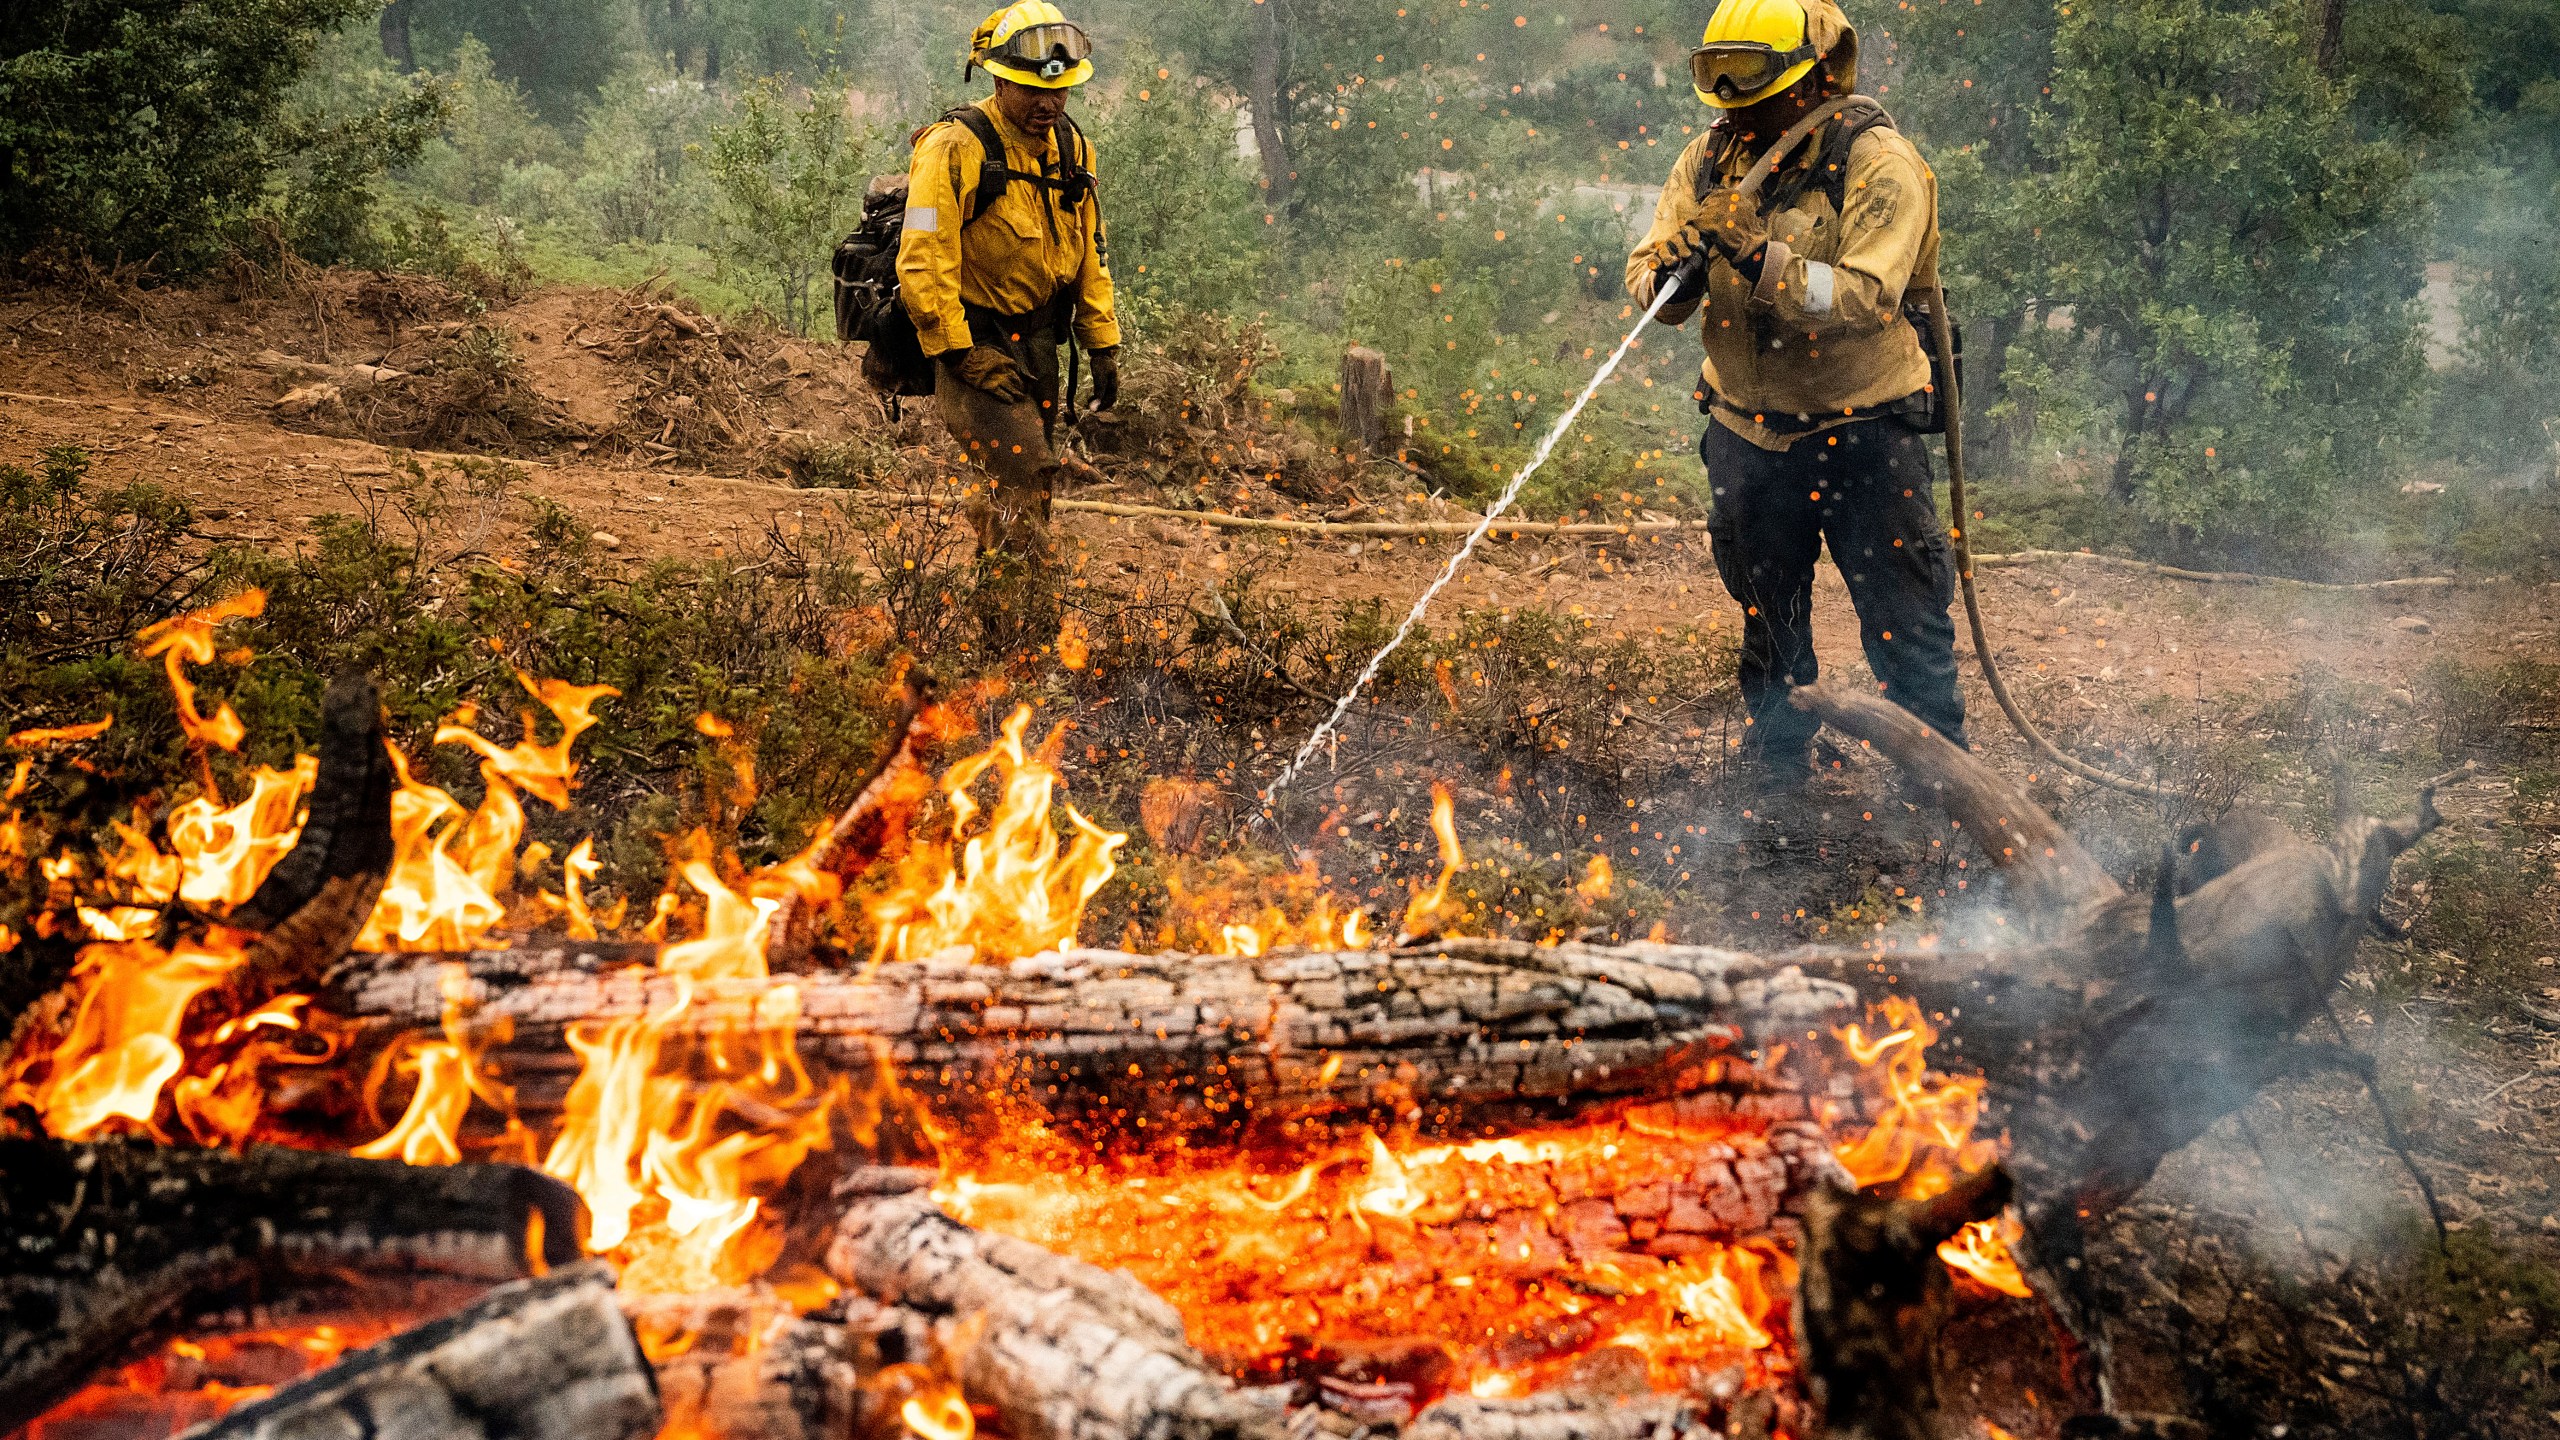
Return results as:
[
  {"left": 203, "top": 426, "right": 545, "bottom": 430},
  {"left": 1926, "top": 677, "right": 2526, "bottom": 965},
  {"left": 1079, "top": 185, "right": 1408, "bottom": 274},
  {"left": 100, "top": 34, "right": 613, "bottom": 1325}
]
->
[{"left": 7, "top": 277, "right": 2559, "bottom": 1420}]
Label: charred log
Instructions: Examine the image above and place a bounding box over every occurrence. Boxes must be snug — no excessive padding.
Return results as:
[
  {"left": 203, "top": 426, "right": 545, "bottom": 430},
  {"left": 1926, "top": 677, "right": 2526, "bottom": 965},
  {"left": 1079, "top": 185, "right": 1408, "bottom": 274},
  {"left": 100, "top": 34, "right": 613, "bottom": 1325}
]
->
[
  {"left": 0, "top": 1138, "right": 585, "bottom": 1427},
  {"left": 185, "top": 1263, "right": 660, "bottom": 1440},
  {"left": 1787, "top": 685, "right": 2448, "bottom": 1400},
  {"left": 827, "top": 1187, "right": 1292, "bottom": 1440},
  {"left": 1794, "top": 1167, "right": 2010, "bottom": 1440},
  {"left": 1405, "top": 1393, "right": 1716, "bottom": 1440},
  {"left": 324, "top": 938, "right": 1858, "bottom": 1135},
  {"left": 624, "top": 1287, "right": 858, "bottom": 1440},
  {"left": 768, "top": 672, "right": 944, "bottom": 968},
  {"left": 232, "top": 669, "right": 396, "bottom": 994}
]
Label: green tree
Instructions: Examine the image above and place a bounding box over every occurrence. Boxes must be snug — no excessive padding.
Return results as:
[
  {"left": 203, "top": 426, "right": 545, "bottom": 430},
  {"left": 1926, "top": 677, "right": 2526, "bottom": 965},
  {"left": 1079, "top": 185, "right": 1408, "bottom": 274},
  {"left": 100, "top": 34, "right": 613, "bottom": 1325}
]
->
[
  {"left": 1083, "top": 55, "right": 1267, "bottom": 322},
  {"left": 0, "top": 0, "right": 442, "bottom": 266},
  {"left": 399, "top": 0, "right": 629, "bottom": 121},
  {"left": 2436, "top": 173, "right": 2560, "bottom": 477},
  {"left": 2009, "top": 0, "right": 2431, "bottom": 540},
  {"left": 405, "top": 36, "right": 566, "bottom": 208},
  {"left": 572, "top": 66, "right": 722, "bottom": 244},
  {"left": 701, "top": 71, "right": 874, "bottom": 334}
]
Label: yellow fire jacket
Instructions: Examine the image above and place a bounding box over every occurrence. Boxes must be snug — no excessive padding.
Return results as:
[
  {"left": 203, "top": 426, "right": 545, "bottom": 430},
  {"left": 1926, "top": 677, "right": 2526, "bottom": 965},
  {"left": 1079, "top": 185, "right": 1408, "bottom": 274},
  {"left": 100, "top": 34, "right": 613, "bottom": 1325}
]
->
[
  {"left": 897, "top": 96, "right": 1120, "bottom": 358},
  {"left": 1626, "top": 119, "right": 1938, "bottom": 452}
]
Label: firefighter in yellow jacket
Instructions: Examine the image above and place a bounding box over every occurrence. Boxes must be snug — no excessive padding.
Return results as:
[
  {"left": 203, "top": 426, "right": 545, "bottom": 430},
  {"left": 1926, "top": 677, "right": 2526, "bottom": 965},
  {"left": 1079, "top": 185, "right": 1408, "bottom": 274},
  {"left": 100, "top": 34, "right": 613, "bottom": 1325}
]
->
[
  {"left": 1627, "top": 0, "right": 1969, "bottom": 787},
  {"left": 900, "top": 1, "right": 1120, "bottom": 562}
]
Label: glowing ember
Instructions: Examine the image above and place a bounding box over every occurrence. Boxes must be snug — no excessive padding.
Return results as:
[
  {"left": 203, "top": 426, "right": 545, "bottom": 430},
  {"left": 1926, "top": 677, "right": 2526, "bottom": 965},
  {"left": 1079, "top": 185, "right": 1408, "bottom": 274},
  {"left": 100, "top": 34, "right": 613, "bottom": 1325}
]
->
[{"left": 938, "top": 1101, "right": 1798, "bottom": 1398}]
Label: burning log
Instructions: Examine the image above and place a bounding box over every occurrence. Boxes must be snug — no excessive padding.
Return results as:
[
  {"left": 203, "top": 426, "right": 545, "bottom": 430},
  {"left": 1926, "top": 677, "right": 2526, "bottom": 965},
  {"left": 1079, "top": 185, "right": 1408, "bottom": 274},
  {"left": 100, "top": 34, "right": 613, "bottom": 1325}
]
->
[
  {"left": 230, "top": 670, "right": 397, "bottom": 994},
  {"left": 182, "top": 1263, "right": 660, "bottom": 1440},
  {"left": 828, "top": 1183, "right": 1293, "bottom": 1440},
  {"left": 622, "top": 1286, "right": 859, "bottom": 1440},
  {"left": 0, "top": 1137, "right": 585, "bottom": 1427},
  {"left": 1785, "top": 685, "right": 2449, "bottom": 1390},
  {"left": 766, "top": 673, "right": 944, "bottom": 968},
  {"left": 1794, "top": 1165, "right": 2011, "bottom": 1440},
  {"left": 323, "top": 937, "right": 1859, "bottom": 1132}
]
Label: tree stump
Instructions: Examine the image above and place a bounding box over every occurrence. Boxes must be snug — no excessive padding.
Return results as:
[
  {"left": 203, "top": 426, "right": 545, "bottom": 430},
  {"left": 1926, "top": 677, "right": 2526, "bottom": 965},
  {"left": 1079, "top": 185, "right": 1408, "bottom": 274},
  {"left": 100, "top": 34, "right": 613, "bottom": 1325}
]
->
[{"left": 1340, "top": 347, "right": 1393, "bottom": 456}]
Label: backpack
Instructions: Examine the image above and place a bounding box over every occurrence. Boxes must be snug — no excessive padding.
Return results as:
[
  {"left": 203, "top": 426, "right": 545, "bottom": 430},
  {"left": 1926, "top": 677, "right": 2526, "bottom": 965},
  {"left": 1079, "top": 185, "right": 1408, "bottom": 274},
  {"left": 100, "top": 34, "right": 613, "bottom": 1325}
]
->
[
  {"left": 832, "top": 107, "right": 1095, "bottom": 399},
  {"left": 1694, "top": 96, "right": 1965, "bottom": 434}
]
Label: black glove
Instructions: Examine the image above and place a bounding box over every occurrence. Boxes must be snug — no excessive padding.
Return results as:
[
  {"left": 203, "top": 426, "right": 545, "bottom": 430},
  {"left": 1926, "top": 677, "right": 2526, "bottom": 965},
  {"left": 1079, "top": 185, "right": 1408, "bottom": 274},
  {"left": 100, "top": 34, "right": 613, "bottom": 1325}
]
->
[
  {"left": 1086, "top": 346, "right": 1120, "bottom": 411},
  {"left": 944, "top": 345, "right": 1029, "bottom": 405}
]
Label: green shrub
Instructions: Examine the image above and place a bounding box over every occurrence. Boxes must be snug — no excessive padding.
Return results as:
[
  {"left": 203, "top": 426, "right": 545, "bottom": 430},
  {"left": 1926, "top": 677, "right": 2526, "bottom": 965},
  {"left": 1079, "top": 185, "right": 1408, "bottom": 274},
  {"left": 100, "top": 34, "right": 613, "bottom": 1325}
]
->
[
  {"left": 0, "top": 0, "right": 445, "bottom": 268},
  {"left": 701, "top": 68, "right": 876, "bottom": 335}
]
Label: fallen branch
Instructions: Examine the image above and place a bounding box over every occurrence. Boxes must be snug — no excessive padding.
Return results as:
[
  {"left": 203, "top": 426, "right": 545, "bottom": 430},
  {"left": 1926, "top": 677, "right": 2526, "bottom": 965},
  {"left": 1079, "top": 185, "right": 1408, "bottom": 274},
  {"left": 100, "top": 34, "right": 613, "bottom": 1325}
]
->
[
  {"left": 1055, "top": 498, "right": 1710, "bottom": 540},
  {"left": 1969, "top": 549, "right": 2455, "bottom": 592}
]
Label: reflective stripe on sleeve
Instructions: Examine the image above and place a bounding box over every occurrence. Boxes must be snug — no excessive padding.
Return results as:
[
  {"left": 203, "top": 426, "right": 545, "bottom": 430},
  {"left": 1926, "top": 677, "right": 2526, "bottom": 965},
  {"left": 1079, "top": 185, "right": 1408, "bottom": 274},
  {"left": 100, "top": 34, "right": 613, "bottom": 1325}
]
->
[
  {"left": 1802, "top": 261, "right": 1836, "bottom": 316},
  {"left": 905, "top": 206, "right": 941, "bottom": 233}
]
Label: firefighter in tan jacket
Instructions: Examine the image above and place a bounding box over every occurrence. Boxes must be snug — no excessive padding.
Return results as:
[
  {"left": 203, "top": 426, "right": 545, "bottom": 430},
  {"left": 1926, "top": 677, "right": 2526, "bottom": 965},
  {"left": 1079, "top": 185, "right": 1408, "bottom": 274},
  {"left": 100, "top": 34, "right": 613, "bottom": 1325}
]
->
[
  {"left": 1627, "top": 0, "right": 1968, "bottom": 787},
  {"left": 900, "top": 1, "right": 1120, "bottom": 563}
]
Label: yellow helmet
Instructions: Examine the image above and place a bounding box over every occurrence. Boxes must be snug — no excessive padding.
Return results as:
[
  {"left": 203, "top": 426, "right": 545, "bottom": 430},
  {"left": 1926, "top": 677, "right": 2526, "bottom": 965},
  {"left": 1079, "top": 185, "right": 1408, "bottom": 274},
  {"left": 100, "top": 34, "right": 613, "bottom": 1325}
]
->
[
  {"left": 969, "top": 1, "right": 1094, "bottom": 89},
  {"left": 1690, "top": 0, "right": 1821, "bottom": 108}
]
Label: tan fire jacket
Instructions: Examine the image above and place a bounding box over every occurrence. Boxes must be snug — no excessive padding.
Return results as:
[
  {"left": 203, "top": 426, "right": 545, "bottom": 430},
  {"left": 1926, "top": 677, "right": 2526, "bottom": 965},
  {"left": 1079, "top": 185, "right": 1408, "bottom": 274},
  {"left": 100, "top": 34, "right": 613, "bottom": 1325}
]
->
[
  {"left": 1626, "top": 117, "right": 1938, "bottom": 451},
  {"left": 898, "top": 96, "right": 1120, "bottom": 358}
]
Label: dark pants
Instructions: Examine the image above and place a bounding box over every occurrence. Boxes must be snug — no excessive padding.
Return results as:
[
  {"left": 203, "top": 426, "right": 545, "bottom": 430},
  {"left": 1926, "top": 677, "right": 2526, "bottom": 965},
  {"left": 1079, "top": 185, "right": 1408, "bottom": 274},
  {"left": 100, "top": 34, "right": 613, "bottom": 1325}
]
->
[
  {"left": 1702, "top": 416, "right": 1969, "bottom": 761},
  {"left": 936, "top": 306, "right": 1065, "bottom": 559}
]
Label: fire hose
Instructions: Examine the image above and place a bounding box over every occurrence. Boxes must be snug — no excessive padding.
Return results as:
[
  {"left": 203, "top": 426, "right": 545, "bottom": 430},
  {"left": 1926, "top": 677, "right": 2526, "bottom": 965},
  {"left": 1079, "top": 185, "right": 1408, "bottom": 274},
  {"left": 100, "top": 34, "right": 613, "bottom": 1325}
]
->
[
  {"left": 1263, "top": 98, "right": 2177, "bottom": 810},
  {"left": 1742, "top": 100, "right": 2182, "bottom": 800}
]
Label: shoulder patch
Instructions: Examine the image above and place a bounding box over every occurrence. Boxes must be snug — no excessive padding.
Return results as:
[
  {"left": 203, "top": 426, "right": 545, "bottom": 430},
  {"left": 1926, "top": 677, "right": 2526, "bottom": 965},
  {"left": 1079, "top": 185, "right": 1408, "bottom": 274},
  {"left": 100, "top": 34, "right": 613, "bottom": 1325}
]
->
[{"left": 1857, "top": 176, "right": 1903, "bottom": 230}]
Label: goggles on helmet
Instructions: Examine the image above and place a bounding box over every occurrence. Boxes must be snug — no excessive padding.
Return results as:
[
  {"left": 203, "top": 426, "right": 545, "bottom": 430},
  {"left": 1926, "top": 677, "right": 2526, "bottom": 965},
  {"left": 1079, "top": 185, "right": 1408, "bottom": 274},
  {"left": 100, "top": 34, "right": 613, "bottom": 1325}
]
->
[
  {"left": 985, "top": 21, "right": 1092, "bottom": 80},
  {"left": 1688, "top": 40, "right": 1819, "bottom": 103}
]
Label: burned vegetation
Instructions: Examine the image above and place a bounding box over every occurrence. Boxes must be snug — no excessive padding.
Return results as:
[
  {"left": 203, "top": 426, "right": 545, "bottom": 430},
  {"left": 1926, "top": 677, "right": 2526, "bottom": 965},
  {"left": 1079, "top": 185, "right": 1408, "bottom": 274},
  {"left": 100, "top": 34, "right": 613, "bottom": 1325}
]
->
[{"left": 0, "top": 527, "right": 2509, "bottom": 1440}]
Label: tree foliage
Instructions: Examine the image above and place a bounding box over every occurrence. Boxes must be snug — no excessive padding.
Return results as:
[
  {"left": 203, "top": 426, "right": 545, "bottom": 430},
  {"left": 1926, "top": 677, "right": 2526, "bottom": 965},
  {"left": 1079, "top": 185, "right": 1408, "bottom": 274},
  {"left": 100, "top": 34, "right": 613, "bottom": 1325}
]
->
[
  {"left": 0, "top": 0, "right": 444, "bottom": 267},
  {"left": 1995, "top": 0, "right": 2430, "bottom": 537},
  {"left": 701, "top": 70, "right": 874, "bottom": 334}
]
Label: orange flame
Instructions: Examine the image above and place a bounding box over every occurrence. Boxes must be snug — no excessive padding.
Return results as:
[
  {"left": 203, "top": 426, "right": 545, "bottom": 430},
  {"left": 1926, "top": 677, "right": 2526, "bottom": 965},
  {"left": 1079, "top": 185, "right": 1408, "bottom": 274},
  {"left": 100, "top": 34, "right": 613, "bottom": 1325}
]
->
[
  {"left": 1165, "top": 855, "right": 1376, "bottom": 957},
  {"left": 1056, "top": 613, "right": 1091, "bottom": 671},
  {"left": 1667, "top": 1245, "right": 1773, "bottom": 1350},
  {"left": 1830, "top": 996, "right": 2024, "bottom": 1295},
  {"left": 1397, "top": 783, "right": 1464, "bottom": 936},
  {"left": 9, "top": 936, "right": 244, "bottom": 1138},
  {"left": 354, "top": 965, "right": 521, "bottom": 1166},
  {"left": 136, "top": 592, "right": 265, "bottom": 752},
  {"left": 1939, "top": 1213, "right": 2032, "bottom": 1297},
  {"left": 168, "top": 758, "right": 318, "bottom": 910},
  {"left": 357, "top": 676, "right": 616, "bottom": 952},
  {"left": 1830, "top": 997, "right": 1995, "bottom": 1189},
  {"left": 1576, "top": 855, "right": 1613, "bottom": 902},
  {"left": 537, "top": 845, "right": 843, "bottom": 1289},
  {"left": 867, "top": 705, "right": 1125, "bottom": 965},
  {"left": 902, "top": 1390, "right": 975, "bottom": 1440},
  {"left": 7, "top": 715, "right": 114, "bottom": 748}
]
